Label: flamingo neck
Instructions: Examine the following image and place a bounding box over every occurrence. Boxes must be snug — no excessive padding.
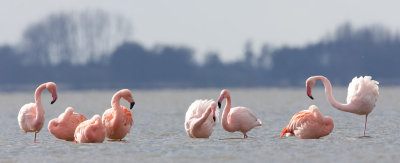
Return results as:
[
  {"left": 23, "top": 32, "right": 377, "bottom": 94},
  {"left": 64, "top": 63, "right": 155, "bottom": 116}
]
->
[
  {"left": 222, "top": 95, "right": 232, "bottom": 131},
  {"left": 111, "top": 92, "right": 123, "bottom": 120},
  {"left": 319, "top": 76, "right": 352, "bottom": 112},
  {"left": 193, "top": 106, "right": 212, "bottom": 130},
  {"left": 34, "top": 84, "right": 46, "bottom": 121}
]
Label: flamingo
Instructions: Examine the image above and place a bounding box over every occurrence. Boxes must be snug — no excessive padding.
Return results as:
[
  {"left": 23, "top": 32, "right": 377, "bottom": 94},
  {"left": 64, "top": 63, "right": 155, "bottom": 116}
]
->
[
  {"left": 74, "top": 115, "right": 106, "bottom": 143},
  {"left": 280, "top": 105, "right": 334, "bottom": 139},
  {"left": 48, "top": 107, "right": 88, "bottom": 141},
  {"left": 306, "top": 75, "right": 379, "bottom": 136},
  {"left": 217, "top": 89, "right": 262, "bottom": 139},
  {"left": 18, "top": 82, "right": 57, "bottom": 143},
  {"left": 184, "top": 100, "right": 219, "bottom": 138},
  {"left": 102, "top": 89, "right": 135, "bottom": 140}
]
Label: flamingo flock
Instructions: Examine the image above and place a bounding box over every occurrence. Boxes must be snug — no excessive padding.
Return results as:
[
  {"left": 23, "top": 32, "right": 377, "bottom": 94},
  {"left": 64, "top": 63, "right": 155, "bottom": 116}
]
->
[{"left": 17, "top": 75, "right": 379, "bottom": 143}]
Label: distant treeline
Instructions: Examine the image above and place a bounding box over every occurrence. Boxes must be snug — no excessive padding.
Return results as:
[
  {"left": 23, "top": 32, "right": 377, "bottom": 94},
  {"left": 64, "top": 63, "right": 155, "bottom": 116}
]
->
[{"left": 1, "top": 11, "right": 399, "bottom": 89}]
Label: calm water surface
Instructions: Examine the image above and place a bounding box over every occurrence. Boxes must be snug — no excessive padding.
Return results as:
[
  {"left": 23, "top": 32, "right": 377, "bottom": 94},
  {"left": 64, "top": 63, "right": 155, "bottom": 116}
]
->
[{"left": 1, "top": 88, "right": 399, "bottom": 162}]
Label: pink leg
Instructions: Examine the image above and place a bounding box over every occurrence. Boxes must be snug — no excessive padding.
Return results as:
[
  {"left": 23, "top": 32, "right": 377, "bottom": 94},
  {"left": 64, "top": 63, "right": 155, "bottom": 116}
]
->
[
  {"left": 364, "top": 114, "right": 368, "bottom": 136},
  {"left": 244, "top": 133, "right": 248, "bottom": 139},
  {"left": 34, "top": 132, "right": 37, "bottom": 143}
]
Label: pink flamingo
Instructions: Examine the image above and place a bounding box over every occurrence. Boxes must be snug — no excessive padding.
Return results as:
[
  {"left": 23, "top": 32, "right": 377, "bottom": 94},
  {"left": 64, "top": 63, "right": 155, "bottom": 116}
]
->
[
  {"left": 280, "top": 105, "right": 334, "bottom": 139},
  {"left": 102, "top": 89, "right": 135, "bottom": 140},
  {"left": 18, "top": 82, "right": 57, "bottom": 143},
  {"left": 48, "top": 107, "right": 88, "bottom": 141},
  {"left": 74, "top": 115, "right": 106, "bottom": 143},
  {"left": 306, "top": 76, "right": 379, "bottom": 136},
  {"left": 184, "top": 100, "right": 218, "bottom": 138},
  {"left": 217, "top": 89, "right": 262, "bottom": 138}
]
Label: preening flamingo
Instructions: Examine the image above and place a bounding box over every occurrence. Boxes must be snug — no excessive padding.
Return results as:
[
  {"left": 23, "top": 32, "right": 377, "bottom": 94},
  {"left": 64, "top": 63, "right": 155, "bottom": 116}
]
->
[
  {"left": 102, "top": 89, "right": 135, "bottom": 140},
  {"left": 184, "top": 100, "right": 218, "bottom": 138},
  {"left": 217, "top": 89, "right": 262, "bottom": 138},
  {"left": 306, "top": 75, "right": 379, "bottom": 136},
  {"left": 18, "top": 82, "right": 57, "bottom": 143},
  {"left": 74, "top": 115, "right": 106, "bottom": 143},
  {"left": 280, "top": 105, "right": 334, "bottom": 139},
  {"left": 48, "top": 107, "right": 87, "bottom": 141}
]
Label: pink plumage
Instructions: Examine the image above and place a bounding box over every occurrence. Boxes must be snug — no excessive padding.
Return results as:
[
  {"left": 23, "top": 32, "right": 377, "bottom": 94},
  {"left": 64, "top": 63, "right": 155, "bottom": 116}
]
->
[
  {"left": 102, "top": 89, "right": 135, "bottom": 140},
  {"left": 217, "top": 89, "right": 262, "bottom": 139},
  {"left": 306, "top": 75, "right": 379, "bottom": 136},
  {"left": 185, "top": 100, "right": 218, "bottom": 138},
  {"left": 280, "top": 105, "right": 334, "bottom": 139},
  {"left": 74, "top": 115, "right": 106, "bottom": 143},
  {"left": 18, "top": 82, "right": 58, "bottom": 143},
  {"left": 48, "top": 107, "right": 88, "bottom": 141}
]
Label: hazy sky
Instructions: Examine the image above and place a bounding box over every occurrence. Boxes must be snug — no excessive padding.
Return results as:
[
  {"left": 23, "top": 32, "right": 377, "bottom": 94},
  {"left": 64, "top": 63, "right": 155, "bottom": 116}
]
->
[{"left": 1, "top": 0, "right": 400, "bottom": 62}]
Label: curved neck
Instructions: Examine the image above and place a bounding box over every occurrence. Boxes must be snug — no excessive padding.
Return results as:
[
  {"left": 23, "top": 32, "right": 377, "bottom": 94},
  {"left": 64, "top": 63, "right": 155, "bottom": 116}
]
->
[
  {"left": 193, "top": 107, "right": 212, "bottom": 130},
  {"left": 34, "top": 84, "right": 46, "bottom": 120},
  {"left": 318, "top": 76, "right": 352, "bottom": 112},
  {"left": 111, "top": 92, "right": 123, "bottom": 121},
  {"left": 222, "top": 95, "right": 232, "bottom": 130}
]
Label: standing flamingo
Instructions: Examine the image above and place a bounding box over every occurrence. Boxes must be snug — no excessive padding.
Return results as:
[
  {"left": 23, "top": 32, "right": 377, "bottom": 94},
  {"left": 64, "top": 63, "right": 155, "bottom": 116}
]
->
[
  {"left": 306, "top": 75, "right": 379, "bottom": 136},
  {"left": 280, "top": 105, "right": 334, "bottom": 139},
  {"left": 48, "top": 107, "right": 88, "bottom": 141},
  {"left": 185, "top": 100, "right": 219, "bottom": 138},
  {"left": 102, "top": 89, "right": 135, "bottom": 140},
  {"left": 217, "top": 89, "right": 262, "bottom": 138},
  {"left": 74, "top": 115, "right": 106, "bottom": 143},
  {"left": 18, "top": 82, "right": 57, "bottom": 143}
]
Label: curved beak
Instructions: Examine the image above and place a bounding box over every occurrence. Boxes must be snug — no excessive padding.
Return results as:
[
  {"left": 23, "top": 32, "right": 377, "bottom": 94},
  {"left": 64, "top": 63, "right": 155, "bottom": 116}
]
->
[
  {"left": 51, "top": 97, "right": 57, "bottom": 104},
  {"left": 213, "top": 116, "right": 216, "bottom": 122},
  {"left": 217, "top": 102, "right": 221, "bottom": 109},
  {"left": 307, "top": 86, "right": 314, "bottom": 100},
  {"left": 130, "top": 102, "right": 135, "bottom": 109}
]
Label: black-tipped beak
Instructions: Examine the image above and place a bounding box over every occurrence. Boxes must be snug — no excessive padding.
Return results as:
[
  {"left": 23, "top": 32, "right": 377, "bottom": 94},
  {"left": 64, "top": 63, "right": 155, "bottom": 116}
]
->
[
  {"left": 308, "top": 95, "right": 314, "bottom": 100},
  {"left": 51, "top": 98, "right": 57, "bottom": 104},
  {"left": 213, "top": 116, "right": 216, "bottom": 122},
  {"left": 218, "top": 102, "right": 221, "bottom": 109},
  {"left": 130, "top": 102, "right": 135, "bottom": 109}
]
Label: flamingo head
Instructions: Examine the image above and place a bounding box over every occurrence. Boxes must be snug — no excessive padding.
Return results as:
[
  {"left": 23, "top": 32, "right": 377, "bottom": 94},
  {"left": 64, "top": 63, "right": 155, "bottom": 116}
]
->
[
  {"left": 210, "top": 102, "right": 217, "bottom": 122},
  {"left": 46, "top": 82, "right": 58, "bottom": 104},
  {"left": 306, "top": 77, "right": 316, "bottom": 100},
  {"left": 217, "top": 89, "right": 229, "bottom": 109},
  {"left": 120, "top": 89, "right": 135, "bottom": 109}
]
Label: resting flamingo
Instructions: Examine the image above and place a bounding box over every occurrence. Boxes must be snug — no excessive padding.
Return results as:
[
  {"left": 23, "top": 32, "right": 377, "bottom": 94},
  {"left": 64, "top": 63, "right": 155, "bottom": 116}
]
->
[
  {"left": 102, "top": 89, "right": 135, "bottom": 140},
  {"left": 280, "top": 105, "right": 334, "bottom": 139},
  {"left": 74, "top": 115, "right": 105, "bottom": 143},
  {"left": 217, "top": 89, "right": 262, "bottom": 138},
  {"left": 306, "top": 75, "right": 379, "bottom": 136},
  {"left": 18, "top": 82, "right": 57, "bottom": 143},
  {"left": 48, "top": 107, "right": 87, "bottom": 141},
  {"left": 185, "top": 100, "right": 218, "bottom": 138}
]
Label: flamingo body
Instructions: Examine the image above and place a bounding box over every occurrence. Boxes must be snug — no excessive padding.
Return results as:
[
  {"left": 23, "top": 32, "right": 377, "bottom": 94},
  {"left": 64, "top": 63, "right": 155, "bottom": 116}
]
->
[
  {"left": 185, "top": 100, "right": 218, "bottom": 138},
  {"left": 17, "top": 82, "right": 58, "bottom": 143},
  {"left": 218, "top": 89, "right": 262, "bottom": 138},
  {"left": 74, "top": 115, "right": 106, "bottom": 143},
  {"left": 280, "top": 105, "right": 334, "bottom": 139},
  {"left": 102, "top": 89, "right": 135, "bottom": 140},
  {"left": 48, "top": 107, "right": 87, "bottom": 141}
]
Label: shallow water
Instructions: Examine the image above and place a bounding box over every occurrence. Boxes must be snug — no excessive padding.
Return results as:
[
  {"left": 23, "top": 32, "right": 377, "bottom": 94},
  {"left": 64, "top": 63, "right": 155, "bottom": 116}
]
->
[{"left": 1, "top": 88, "right": 399, "bottom": 162}]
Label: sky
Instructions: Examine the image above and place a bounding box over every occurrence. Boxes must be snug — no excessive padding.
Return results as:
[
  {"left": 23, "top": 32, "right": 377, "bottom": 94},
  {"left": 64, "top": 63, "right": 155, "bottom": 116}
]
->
[{"left": 1, "top": 0, "right": 400, "bottom": 62}]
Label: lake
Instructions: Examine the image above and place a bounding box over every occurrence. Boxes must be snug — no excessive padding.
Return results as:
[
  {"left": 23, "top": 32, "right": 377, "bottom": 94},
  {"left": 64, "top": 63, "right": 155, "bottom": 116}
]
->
[{"left": 0, "top": 88, "right": 398, "bottom": 162}]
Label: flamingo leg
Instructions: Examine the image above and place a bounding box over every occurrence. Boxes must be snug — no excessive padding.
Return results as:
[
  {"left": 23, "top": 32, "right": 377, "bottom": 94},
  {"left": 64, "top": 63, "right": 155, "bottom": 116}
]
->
[
  {"left": 34, "top": 132, "right": 37, "bottom": 143},
  {"left": 364, "top": 114, "right": 368, "bottom": 136},
  {"left": 244, "top": 133, "right": 248, "bottom": 139}
]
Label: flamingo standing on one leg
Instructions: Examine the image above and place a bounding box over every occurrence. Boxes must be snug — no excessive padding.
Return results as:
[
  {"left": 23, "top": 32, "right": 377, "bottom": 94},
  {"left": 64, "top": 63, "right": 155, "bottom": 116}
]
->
[
  {"left": 217, "top": 89, "right": 262, "bottom": 139},
  {"left": 280, "top": 105, "right": 334, "bottom": 139},
  {"left": 306, "top": 76, "right": 379, "bottom": 136},
  {"left": 185, "top": 100, "right": 218, "bottom": 138},
  {"left": 48, "top": 107, "right": 88, "bottom": 141},
  {"left": 74, "top": 115, "right": 106, "bottom": 143},
  {"left": 18, "top": 82, "right": 58, "bottom": 143},
  {"left": 102, "top": 89, "right": 135, "bottom": 140}
]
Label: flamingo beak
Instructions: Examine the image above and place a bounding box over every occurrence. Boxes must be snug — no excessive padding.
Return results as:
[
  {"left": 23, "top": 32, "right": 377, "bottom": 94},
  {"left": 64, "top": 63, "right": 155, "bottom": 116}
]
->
[
  {"left": 213, "top": 116, "right": 216, "bottom": 122},
  {"left": 307, "top": 86, "right": 314, "bottom": 100},
  {"left": 51, "top": 97, "right": 57, "bottom": 104},
  {"left": 218, "top": 102, "right": 221, "bottom": 109},
  {"left": 130, "top": 102, "right": 135, "bottom": 109}
]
